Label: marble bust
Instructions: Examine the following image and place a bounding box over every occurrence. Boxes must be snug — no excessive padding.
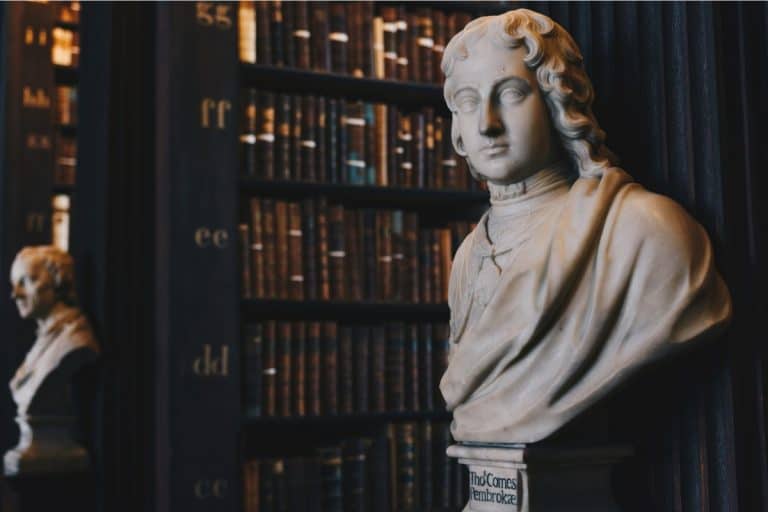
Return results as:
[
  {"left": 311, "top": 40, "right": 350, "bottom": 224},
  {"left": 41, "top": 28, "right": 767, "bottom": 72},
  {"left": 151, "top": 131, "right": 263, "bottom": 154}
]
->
[
  {"left": 5, "top": 246, "right": 100, "bottom": 475},
  {"left": 439, "top": 9, "right": 732, "bottom": 444}
]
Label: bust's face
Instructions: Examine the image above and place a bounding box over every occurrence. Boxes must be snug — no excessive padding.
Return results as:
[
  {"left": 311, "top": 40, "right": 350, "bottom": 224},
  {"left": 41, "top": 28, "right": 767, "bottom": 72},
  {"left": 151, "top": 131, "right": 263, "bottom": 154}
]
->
[
  {"left": 448, "top": 39, "right": 559, "bottom": 185},
  {"left": 10, "top": 256, "right": 57, "bottom": 320}
]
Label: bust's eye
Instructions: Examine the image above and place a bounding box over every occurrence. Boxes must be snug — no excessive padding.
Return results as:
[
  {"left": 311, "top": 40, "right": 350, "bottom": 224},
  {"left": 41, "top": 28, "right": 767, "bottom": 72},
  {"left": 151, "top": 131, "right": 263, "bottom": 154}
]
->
[
  {"left": 455, "top": 93, "right": 480, "bottom": 114},
  {"left": 499, "top": 87, "right": 525, "bottom": 105}
]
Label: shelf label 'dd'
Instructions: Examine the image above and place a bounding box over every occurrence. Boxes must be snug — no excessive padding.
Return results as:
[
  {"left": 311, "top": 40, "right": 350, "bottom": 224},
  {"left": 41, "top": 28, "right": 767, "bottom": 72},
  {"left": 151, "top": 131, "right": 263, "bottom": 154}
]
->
[{"left": 192, "top": 344, "right": 230, "bottom": 377}]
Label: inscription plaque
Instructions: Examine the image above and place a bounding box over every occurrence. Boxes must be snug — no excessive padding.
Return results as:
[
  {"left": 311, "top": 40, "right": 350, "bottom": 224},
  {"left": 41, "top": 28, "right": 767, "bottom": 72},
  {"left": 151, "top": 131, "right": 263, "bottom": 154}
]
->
[{"left": 467, "top": 466, "right": 522, "bottom": 511}]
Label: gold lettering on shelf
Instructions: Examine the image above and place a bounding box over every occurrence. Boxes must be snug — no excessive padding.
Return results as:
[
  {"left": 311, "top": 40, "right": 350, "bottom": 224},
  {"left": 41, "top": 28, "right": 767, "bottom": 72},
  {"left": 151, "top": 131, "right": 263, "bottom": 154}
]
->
[
  {"left": 196, "top": 2, "right": 232, "bottom": 29},
  {"left": 201, "top": 98, "right": 231, "bottom": 130},
  {"left": 25, "top": 27, "right": 34, "bottom": 45},
  {"left": 26, "top": 133, "right": 52, "bottom": 150},
  {"left": 194, "top": 478, "right": 229, "bottom": 499},
  {"left": 38, "top": 29, "right": 47, "bottom": 46},
  {"left": 192, "top": 344, "right": 230, "bottom": 377},
  {"left": 25, "top": 212, "right": 46, "bottom": 234},
  {"left": 23, "top": 87, "right": 51, "bottom": 109},
  {"left": 194, "top": 227, "right": 230, "bottom": 249}
]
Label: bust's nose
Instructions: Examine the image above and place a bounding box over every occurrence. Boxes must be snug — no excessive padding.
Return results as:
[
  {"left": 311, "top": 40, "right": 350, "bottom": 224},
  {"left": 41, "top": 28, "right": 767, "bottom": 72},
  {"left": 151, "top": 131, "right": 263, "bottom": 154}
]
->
[
  {"left": 479, "top": 97, "right": 504, "bottom": 138},
  {"left": 10, "top": 283, "right": 23, "bottom": 300}
]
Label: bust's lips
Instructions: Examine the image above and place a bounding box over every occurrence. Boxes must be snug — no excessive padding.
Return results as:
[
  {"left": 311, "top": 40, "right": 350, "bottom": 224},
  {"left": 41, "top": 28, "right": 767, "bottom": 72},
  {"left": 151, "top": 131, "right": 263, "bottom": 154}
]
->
[{"left": 481, "top": 143, "right": 510, "bottom": 157}]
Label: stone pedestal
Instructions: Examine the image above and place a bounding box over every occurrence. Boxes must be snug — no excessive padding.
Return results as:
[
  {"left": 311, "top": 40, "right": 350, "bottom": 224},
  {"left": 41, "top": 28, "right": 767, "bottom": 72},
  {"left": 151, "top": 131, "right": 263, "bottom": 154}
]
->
[{"left": 448, "top": 443, "right": 632, "bottom": 512}]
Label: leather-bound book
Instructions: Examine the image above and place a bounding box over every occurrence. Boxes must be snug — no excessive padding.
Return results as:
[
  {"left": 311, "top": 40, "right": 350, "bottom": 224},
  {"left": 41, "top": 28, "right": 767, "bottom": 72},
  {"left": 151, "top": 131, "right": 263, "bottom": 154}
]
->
[
  {"left": 293, "top": 321, "right": 306, "bottom": 416},
  {"left": 316, "top": 96, "right": 328, "bottom": 183},
  {"left": 243, "top": 323, "right": 263, "bottom": 416},
  {"left": 354, "top": 325, "right": 370, "bottom": 413},
  {"left": 419, "top": 229, "right": 433, "bottom": 304},
  {"left": 397, "top": 113, "right": 413, "bottom": 187},
  {"left": 433, "top": 116, "right": 445, "bottom": 188},
  {"left": 257, "top": 92, "right": 276, "bottom": 180},
  {"left": 410, "top": 111, "right": 425, "bottom": 188},
  {"left": 374, "top": 103, "right": 388, "bottom": 185},
  {"left": 263, "top": 321, "right": 277, "bottom": 416},
  {"left": 277, "top": 94, "right": 292, "bottom": 180},
  {"left": 318, "top": 445, "right": 344, "bottom": 512},
  {"left": 260, "top": 458, "right": 276, "bottom": 511},
  {"left": 302, "top": 199, "right": 318, "bottom": 300},
  {"left": 329, "top": 3, "right": 348, "bottom": 74},
  {"left": 417, "top": 9, "right": 434, "bottom": 84},
  {"left": 375, "top": 211, "right": 393, "bottom": 301},
  {"left": 432, "top": 9, "right": 446, "bottom": 84},
  {"left": 387, "top": 106, "right": 399, "bottom": 186},
  {"left": 256, "top": 1, "right": 272, "bottom": 65},
  {"left": 405, "top": 323, "right": 419, "bottom": 411},
  {"left": 272, "top": 459, "right": 287, "bottom": 511},
  {"left": 433, "top": 323, "right": 449, "bottom": 409},
  {"left": 430, "top": 228, "right": 442, "bottom": 304},
  {"left": 328, "top": 204, "right": 347, "bottom": 300},
  {"left": 364, "top": 103, "right": 376, "bottom": 184},
  {"left": 322, "top": 321, "right": 339, "bottom": 414},
  {"left": 395, "top": 7, "right": 408, "bottom": 81},
  {"left": 419, "top": 323, "right": 434, "bottom": 411},
  {"left": 239, "top": 224, "right": 253, "bottom": 299},
  {"left": 362, "top": 210, "right": 378, "bottom": 300},
  {"left": 307, "top": 321, "right": 322, "bottom": 415},
  {"left": 274, "top": 200, "right": 289, "bottom": 299},
  {"left": 241, "top": 88, "right": 258, "bottom": 176},
  {"left": 396, "top": 423, "right": 417, "bottom": 510},
  {"left": 311, "top": 2, "right": 330, "bottom": 72},
  {"left": 424, "top": 108, "right": 435, "bottom": 188},
  {"left": 337, "top": 101, "right": 349, "bottom": 184},
  {"left": 249, "top": 198, "right": 265, "bottom": 298},
  {"left": 371, "top": 325, "right": 387, "bottom": 412},
  {"left": 343, "top": 101, "right": 366, "bottom": 185},
  {"left": 380, "top": 6, "right": 398, "bottom": 80},
  {"left": 339, "top": 325, "right": 354, "bottom": 415},
  {"left": 293, "top": 1, "right": 311, "bottom": 69},
  {"left": 362, "top": 2, "right": 375, "bottom": 77},
  {"left": 439, "top": 228, "right": 452, "bottom": 302},
  {"left": 407, "top": 11, "right": 420, "bottom": 82},
  {"left": 261, "top": 199, "right": 277, "bottom": 298},
  {"left": 369, "top": 430, "right": 391, "bottom": 512},
  {"left": 372, "top": 15, "right": 385, "bottom": 79},
  {"left": 288, "top": 202, "right": 305, "bottom": 300},
  {"left": 343, "top": 439, "right": 367, "bottom": 511},
  {"left": 269, "top": 1, "right": 285, "bottom": 66},
  {"left": 291, "top": 95, "right": 303, "bottom": 181},
  {"left": 390, "top": 210, "right": 404, "bottom": 302},
  {"left": 420, "top": 421, "right": 434, "bottom": 511},
  {"left": 316, "top": 197, "right": 331, "bottom": 301},
  {"left": 244, "top": 459, "right": 260, "bottom": 512},
  {"left": 387, "top": 322, "right": 405, "bottom": 412},
  {"left": 345, "top": 210, "right": 363, "bottom": 301},
  {"left": 441, "top": 119, "right": 457, "bottom": 188},
  {"left": 277, "top": 321, "right": 293, "bottom": 417},
  {"left": 301, "top": 95, "right": 317, "bottom": 182},
  {"left": 346, "top": 2, "right": 363, "bottom": 77},
  {"left": 282, "top": 1, "right": 295, "bottom": 67},
  {"left": 326, "top": 99, "right": 340, "bottom": 183},
  {"left": 403, "top": 213, "right": 420, "bottom": 303},
  {"left": 434, "top": 423, "right": 451, "bottom": 508}
]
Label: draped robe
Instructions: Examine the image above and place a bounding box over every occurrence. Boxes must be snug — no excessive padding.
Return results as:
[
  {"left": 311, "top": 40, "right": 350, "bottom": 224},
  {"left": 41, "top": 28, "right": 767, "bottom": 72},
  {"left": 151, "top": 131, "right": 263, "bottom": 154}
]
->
[{"left": 440, "top": 167, "right": 732, "bottom": 443}]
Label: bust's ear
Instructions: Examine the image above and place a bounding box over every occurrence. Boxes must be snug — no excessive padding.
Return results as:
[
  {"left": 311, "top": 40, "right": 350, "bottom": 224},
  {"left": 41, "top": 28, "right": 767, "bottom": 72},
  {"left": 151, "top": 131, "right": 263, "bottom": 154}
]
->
[{"left": 450, "top": 115, "right": 468, "bottom": 157}]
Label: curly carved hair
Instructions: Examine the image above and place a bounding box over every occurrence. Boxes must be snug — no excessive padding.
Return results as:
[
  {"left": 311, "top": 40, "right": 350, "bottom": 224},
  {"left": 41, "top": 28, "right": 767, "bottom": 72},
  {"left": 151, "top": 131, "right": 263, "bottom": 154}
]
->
[
  {"left": 14, "top": 246, "right": 78, "bottom": 306},
  {"left": 442, "top": 9, "right": 616, "bottom": 178}
]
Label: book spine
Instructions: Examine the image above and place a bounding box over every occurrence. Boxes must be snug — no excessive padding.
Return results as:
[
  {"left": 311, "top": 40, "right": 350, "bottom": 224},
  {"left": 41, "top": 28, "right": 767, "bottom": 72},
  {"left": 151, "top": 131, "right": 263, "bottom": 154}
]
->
[
  {"left": 362, "top": 2, "right": 375, "bottom": 77},
  {"left": 362, "top": 210, "right": 378, "bottom": 300},
  {"left": 307, "top": 321, "right": 322, "bottom": 415},
  {"left": 293, "top": 1, "right": 311, "bottom": 69},
  {"left": 411, "top": 111, "right": 425, "bottom": 188},
  {"left": 288, "top": 201, "right": 305, "bottom": 300},
  {"left": 243, "top": 459, "right": 260, "bottom": 512},
  {"left": 278, "top": 321, "right": 292, "bottom": 416},
  {"left": 262, "top": 199, "right": 277, "bottom": 297},
  {"left": 239, "top": 2, "right": 257, "bottom": 63},
  {"left": 419, "top": 323, "right": 434, "bottom": 411},
  {"left": 420, "top": 421, "right": 434, "bottom": 510},
  {"left": 396, "top": 423, "right": 417, "bottom": 510},
  {"left": 390, "top": 210, "right": 404, "bottom": 302},
  {"left": 239, "top": 224, "right": 253, "bottom": 298},
  {"left": 404, "top": 213, "right": 420, "bottom": 303},
  {"left": 301, "top": 95, "right": 317, "bottom": 182},
  {"left": 396, "top": 7, "right": 409, "bottom": 81},
  {"left": 291, "top": 95, "right": 303, "bottom": 180},
  {"left": 260, "top": 458, "right": 276, "bottom": 511},
  {"left": 258, "top": 92, "right": 276, "bottom": 179},
  {"left": 441, "top": 117, "right": 457, "bottom": 188},
  {"left": 302, "top": 198, "right": 318, "bottom": 300},
  {"left": 269, "top": 1, "right": 285, "bottom": 66},
  {"left": 387, "top": 106, "right": 399, "bottom": 186},
  {"left": 316, "top": 197, "right": 331, "bottom": 301},
  {"left": 263, "top": 321, "right": 277, "bottom": 416},
  {"left": 364, "top": 103, "right": 376, "bottom": 185},
  {"left": 339, "top": 325, "right": 354, "bottom": 415},
  {"left": 326, "top": 99, "right": 340, "bottom": 183},
  {"left": 431, "top": 228, "right": 442, "bottom": 304},
  {"left": 273, "top": 459, "right": 287, "bottom": 511},
  {"left": 432, "top": 9, "right": 446, "bottom": 84},
  {"left": 381, "top": 7, "right": 398, "bottom": 80},
  {"left": 343, "top": 439, "right": 367, "bottom": 511},
  {"left": 376, "top": 211, "right": 393, "bottom": 301},
  {"left": 387, "top": 322, "right": 405, "bottom": 412},
  {"left": 406, "top": 323, "right": 420, "bottom": 412},
  {"left": 345, "top": 210, "right": 363, "bottom": 301},
  {"left": 433, "top": 116, "right": 445, "bottom": 189},
  {"left": 372, "top": 16, "right": 385, "bottom": 79},
  {"left": 311, "top": 2, "right": 330, "bottom": 72},
  {"left": 354, "top": 325, "right": 370, "bottom": 413},
  {"left": 243, "top": 323, "right": 263, "bottom": 416},
  {"left": 424, "top": 108, "right": 435, "bottom": 189},
  {"left": 318, "top": 446, "right": 344, "bottom": 512},
  {"left": 322, "top": 321, "right": 338, "bottom": 414},
  {"left": 417, "top": 9, "right": 434, "bottom": 84},
  {"left": 439, "top": 228, "right": 452, "bottom": 302},
  {"left": 282, "top": 1, "right": 295, "bottom": 68},
  {"left": 407, "top": 11, "right": 420, "bottom": 83},
  {"left": 420, "top": 228, "right": 433, "bottom": 304},
  {"left": 374, "top": 103, "right": 388, "bottom": 186},
  {"left": 397, "top": 113, "right": 413, "bottom": 187},
  {"left": 346, "top": 2, "right": 364, "bottom": 77},
  {"left": 344, "top": 101, "right": 366, "bottom": 185},
  {"left": 329, "top": 3, "right": 348, "bottom": 74},
  {"left": 371, "top": 325, "right": 387, "bottom": 413},
  {"left": 293, "top": 321, "right": 306, "bottom": 416},
  {"left": 241, "top": 88, "right": 258, "bottom": 176},
  {"left": 316, "top": 96, "right": 328, "bottom": 183},
  {"left": 277, "top": 94, "right": 292, "bottom": 180},
  {"left": 275, "top": 200, "right": 289, "bottom": 299},
  {"left": 256, "top": 1, "right": 272, "bottom": 65},
  {"left": 329, "top": 204, "right": 347, "bottom": 300}
]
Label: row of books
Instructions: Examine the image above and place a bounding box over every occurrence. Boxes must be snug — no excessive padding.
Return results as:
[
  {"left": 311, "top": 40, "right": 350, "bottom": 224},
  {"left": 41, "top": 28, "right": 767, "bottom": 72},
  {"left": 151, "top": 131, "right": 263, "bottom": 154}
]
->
[
  {"left": 56, "top": 85, "right": 78, "bottom": 126},
  {"left": 243, "top": 321, "right": 450, "bottom": 417},
  {"left": 241, "top": 90, "right": 478, "bottom": 190},
  {"left": 239, "top": 2, "right": 471, "bottom": 84},
  {"left": 238, "top": 200, "right": 474, "bottom": 302},
  {"left": 243, "top": 421, "right": 467, "bottom": 511}
]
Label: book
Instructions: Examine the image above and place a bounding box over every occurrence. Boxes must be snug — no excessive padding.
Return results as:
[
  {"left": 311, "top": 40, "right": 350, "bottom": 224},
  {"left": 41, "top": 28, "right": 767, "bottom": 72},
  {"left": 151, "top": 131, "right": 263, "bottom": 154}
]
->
[
  {"left": 243, "top": 323, "right": 263, "bottom": 415},
  {"left": 239, "top": 224, "right": 253, "bottom": 298},
  {"left": 274, "top": 200, "right": 289, "bottom": 298},
  {"left": 307, "top": 321, "right": 322, "bottom": 415},
  {"left": 288, "top": 201, "right": 305, "bottom": 300},
  {"left": 278, "top": 321, "right": 292, "bottom": 416},
  {"left": 405, "top": 323, "right": 420, "bottom": 412},
  {"left": 339, "top": 325, "right": 354, "bottom": 414},
  {"left": 249, "top": 198, "right": 265, "bottom": 298},
  {"left": 269, "top": 1, "right": 285, "bottom": 66},
  {"left": 322, "top": 321, "right": 339, "bottom": 414},
  {"left": 387, "top": 323, "right": 405, "bottom": 412},
  {"left": 263, "top": 321, "right": 277, "bottom": 416},
  {"left": 354, "top": 325, "right": 370, "bottom": 413},
  {"left": 329, "top": 3, "right": 348, "bottom": 74},
  {"left": 293, "top": 321, "right": 306, "bottom": 416}
]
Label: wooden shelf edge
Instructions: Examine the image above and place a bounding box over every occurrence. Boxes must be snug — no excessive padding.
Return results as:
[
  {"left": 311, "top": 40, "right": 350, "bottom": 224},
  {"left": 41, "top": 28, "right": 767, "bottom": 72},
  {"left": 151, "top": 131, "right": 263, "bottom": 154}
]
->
[
  {"left": 244, "top": 410, "right": 452, "bottom": 426},
  {"left": 241, "top": 299, "right": 450, "bottom": 321}
]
